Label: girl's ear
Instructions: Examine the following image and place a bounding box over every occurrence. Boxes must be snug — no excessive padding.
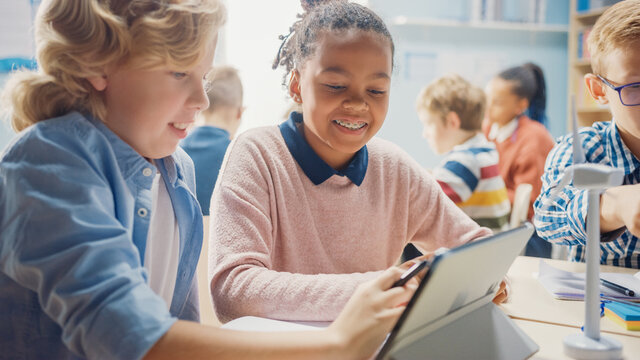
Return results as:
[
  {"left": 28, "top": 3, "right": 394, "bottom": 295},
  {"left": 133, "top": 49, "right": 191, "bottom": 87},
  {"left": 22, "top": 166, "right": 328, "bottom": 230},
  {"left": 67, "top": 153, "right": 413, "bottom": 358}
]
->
[
  {"left": 584, "top": 73, "right": 609, "bottom": 105},
  {"left": 517, "top": 97, "right": 529, "bottom": 115},
  {"left": 87, "top": 75, "right": 108, "bottom": 92},
  {"left": 445, "top": 111, "right": 461, "bottom": 130},
  {"left": 288, "top": 70, "right": 302, "bottom": 104}
]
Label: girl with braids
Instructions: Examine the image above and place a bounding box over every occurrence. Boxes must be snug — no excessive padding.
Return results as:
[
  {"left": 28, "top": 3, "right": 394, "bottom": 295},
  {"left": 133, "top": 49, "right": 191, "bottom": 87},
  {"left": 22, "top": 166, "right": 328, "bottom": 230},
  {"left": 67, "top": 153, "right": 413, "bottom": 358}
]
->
[
  {"left": 0, "top": 1, "right": 416, "bottom": 359},
  {"left": 209, "top": 0, "right": 501, "bottom": 324},
  {"left": 483, "top": 63, "right": 555, "bottom": 257}
]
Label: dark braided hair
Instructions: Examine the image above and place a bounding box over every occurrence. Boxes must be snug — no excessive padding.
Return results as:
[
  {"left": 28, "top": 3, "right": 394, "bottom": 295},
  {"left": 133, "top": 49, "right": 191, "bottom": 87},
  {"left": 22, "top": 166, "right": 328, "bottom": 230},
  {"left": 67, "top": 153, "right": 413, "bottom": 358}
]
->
[
  {"left": 497, "top": 62, "right": 547, "bottom": 126},
  {"left": 272, "top": 0, "right": 394, "bottom": 86}
]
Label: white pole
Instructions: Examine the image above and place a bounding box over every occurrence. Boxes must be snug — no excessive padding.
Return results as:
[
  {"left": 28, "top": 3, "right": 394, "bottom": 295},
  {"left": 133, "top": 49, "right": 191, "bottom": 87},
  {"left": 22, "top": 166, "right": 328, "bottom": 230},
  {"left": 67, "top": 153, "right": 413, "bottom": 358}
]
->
[{"left": 584, "top": 189, "right": 601, "bottom": 340}]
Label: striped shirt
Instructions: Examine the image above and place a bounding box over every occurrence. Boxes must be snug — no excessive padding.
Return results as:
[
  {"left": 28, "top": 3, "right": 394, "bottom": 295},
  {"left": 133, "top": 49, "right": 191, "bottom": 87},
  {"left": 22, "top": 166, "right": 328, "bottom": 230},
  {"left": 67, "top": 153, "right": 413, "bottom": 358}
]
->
[
  {"left": 434, "top": 133, "right": 511, "bottom": 231},
  {"left": 534, "top": 120, "right": 640, "bottom": 268}
]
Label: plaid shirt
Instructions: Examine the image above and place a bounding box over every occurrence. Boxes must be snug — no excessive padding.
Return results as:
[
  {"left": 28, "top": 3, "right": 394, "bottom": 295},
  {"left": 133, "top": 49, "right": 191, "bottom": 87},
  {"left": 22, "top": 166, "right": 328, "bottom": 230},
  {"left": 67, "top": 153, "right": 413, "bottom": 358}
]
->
[{"left": 534, "top": 120, "right": 640, "bottom": 268}]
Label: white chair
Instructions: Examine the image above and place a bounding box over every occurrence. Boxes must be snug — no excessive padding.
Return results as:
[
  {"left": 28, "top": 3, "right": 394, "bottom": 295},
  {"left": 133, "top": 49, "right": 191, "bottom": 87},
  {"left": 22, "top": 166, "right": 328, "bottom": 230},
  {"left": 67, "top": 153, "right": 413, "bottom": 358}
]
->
[
  {"left": 196, "top": 215, "right": 221, "bottom": 326},
  {"left": 509, "top": 183, "right": 533, "bottom": 229}
]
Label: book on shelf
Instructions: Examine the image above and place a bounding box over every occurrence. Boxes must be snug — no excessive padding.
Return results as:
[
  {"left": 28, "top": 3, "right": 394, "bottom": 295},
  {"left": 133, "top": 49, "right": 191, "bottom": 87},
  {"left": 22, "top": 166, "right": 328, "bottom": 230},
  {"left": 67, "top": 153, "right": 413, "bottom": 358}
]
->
[
  {"left": 576, "top": 26, "right": 592, "bottom": 60},
  {"left": 576, "top": 0, "right": 622, "bottom": 13},
  {"left": 473, "top": 0, "right": 550, "bottom": 24}
]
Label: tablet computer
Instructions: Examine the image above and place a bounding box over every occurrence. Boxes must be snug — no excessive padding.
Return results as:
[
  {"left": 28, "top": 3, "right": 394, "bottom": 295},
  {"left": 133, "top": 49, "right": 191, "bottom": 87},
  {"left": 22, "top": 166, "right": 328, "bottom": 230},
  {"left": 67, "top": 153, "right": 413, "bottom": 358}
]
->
[{"left": 376, "top": 223, "right": 537, "bottom": 360}]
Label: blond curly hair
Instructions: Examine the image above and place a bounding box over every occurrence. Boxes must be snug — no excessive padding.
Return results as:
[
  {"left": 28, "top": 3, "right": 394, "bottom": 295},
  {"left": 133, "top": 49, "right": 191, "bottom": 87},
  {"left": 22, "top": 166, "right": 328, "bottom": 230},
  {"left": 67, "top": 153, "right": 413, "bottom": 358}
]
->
[{"left": 2, "top": 0, "right": 225, "bottom": 132}]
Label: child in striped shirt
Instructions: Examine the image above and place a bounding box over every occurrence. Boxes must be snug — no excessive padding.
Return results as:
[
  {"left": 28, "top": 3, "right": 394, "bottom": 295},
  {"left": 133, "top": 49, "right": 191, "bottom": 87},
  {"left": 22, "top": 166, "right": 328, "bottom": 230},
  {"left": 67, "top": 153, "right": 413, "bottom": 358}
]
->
[
  {"left": 534, "top": 1, "right": 640, "bottom": 268},
  {"left": 417, "top": 74, "right": 511, "bottom": 233}
]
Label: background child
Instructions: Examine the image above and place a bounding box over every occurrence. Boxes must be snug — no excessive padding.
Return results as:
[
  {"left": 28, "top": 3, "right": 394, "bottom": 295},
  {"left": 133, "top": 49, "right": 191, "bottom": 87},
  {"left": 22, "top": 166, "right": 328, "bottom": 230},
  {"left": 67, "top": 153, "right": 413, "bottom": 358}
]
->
[
  {"left": 181, "top": 65, "right": 244, "bottom": 216},
  {"left": 417, "top": 73, "right": 511, "bottom": 233},
  {"left": 484, "top": 62, "right": 555, "bottom": 258},
  {"left": 208, "top": 0, "right": 495, "bottom": 323},
  {"left": 484, "top": 62, "right": 555, "bottom": 220},
  {"left": 535, "top": 0, "right": 640, "bottom": 269},
  {"left": 0, "top": 0, "right": 416, "bottom": 359}
]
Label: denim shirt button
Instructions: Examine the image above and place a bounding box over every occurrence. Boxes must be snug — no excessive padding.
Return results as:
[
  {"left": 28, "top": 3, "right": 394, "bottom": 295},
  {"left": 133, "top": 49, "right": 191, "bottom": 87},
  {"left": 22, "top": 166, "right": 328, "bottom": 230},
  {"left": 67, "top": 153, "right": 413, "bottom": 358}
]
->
[
  {"left": 142, "top": 167, "right": 153, "bottom": 177},
  {"left": 137, "top": 208, "right": 148, "bottom": 217}
]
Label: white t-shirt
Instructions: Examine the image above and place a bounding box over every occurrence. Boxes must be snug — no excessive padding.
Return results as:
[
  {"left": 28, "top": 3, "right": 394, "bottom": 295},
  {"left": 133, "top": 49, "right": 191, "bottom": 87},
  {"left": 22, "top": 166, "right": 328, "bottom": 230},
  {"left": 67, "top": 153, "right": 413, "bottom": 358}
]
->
[{"left": 144, "top": 173, "right": 180, "bottom": 309}]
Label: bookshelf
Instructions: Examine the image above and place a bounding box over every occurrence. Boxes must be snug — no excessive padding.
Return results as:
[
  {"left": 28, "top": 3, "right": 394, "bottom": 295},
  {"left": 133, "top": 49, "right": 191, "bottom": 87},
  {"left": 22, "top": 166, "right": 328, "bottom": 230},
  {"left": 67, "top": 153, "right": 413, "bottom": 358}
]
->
[{"left": 568, "top": 0, "right": 620, "bottom": 128}]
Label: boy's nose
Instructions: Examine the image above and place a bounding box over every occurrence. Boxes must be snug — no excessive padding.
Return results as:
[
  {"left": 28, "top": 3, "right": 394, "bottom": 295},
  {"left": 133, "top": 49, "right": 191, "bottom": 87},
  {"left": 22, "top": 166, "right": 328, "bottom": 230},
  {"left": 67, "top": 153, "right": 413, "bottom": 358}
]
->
[{"left": 190, "top": 82, "right": 209, "bottom": 111}]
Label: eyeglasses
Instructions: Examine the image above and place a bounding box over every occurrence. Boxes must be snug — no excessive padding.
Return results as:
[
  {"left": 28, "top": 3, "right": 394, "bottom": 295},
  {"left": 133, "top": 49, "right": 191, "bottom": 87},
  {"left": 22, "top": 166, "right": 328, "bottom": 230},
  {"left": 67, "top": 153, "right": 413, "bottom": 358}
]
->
[{"left": 597, "top": 75, "right": 640, "bottom": 106}]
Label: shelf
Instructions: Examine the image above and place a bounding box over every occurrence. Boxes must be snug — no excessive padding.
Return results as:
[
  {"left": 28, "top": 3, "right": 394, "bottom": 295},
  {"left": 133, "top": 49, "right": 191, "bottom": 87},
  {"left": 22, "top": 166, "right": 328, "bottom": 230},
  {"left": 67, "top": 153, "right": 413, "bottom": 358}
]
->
[
  {"left": 390, "top": 17, "right": 569, "bottom": 33},
  {"left": 573, "top": 59, "right": 591, "bottom": 66},
  {"left": 574, "top": 7, "right": 608, "bottom": 22},
  {"left": 577, "top": 106, "right": 609, "bottom": 114}
]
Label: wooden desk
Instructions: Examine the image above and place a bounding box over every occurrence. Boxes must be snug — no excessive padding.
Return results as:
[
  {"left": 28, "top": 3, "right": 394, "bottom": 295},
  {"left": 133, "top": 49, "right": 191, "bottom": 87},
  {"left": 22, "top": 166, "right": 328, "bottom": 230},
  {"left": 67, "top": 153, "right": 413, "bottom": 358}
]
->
[
  {"left": 222, "top": 256, "right": 640, "bottom": 358},
  {"left": 503, "top": 256, "right": 639, "bottom": 338},
  {"left": 504, "top": 256, "right": 640, "bottom": 359}
]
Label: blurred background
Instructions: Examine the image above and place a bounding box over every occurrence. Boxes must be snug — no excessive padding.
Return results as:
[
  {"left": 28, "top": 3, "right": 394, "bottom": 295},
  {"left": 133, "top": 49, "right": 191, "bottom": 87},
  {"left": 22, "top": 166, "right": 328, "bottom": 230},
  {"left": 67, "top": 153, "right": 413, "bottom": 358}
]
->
[{"left": 0, "top": 0, "right": 587, "bottom": 169}]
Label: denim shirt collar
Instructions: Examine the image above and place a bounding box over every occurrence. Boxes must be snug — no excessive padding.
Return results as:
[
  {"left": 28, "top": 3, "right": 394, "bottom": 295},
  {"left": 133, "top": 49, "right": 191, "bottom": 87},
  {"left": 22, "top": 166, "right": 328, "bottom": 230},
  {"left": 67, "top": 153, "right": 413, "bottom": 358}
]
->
[
  {"left": 86, "top": 113, "right": 188, "bottom": 188},
  {"left": 278, "top": 111, "right": 368, "bottom": 186}
]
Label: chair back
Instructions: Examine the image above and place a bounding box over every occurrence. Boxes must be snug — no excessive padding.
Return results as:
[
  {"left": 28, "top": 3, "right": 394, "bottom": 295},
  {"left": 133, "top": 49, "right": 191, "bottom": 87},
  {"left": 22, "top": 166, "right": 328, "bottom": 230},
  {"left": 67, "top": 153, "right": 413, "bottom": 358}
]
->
[{"left": 509, "top": 183, "right": 533, "bottom": 229}]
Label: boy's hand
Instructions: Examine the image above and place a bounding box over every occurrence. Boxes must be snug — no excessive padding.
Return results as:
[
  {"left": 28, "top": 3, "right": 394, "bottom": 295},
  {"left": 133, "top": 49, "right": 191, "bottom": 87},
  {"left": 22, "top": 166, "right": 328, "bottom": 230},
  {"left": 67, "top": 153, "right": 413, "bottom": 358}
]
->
[
  {"left": 329, "top": 267, "right": 417, "bottom": 359},
  {"left": 601, "top": 185, "right": 640, "bottom": 236}
]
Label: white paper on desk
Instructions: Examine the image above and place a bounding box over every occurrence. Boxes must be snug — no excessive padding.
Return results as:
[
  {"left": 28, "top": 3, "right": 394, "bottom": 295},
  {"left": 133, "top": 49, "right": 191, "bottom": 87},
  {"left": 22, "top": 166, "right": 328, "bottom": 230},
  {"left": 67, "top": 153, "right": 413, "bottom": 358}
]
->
[
  {"left": 537, "top": 260, "right": 640, "bottom": 301},
  {"left": 222, "top": 316, "right": 327, "bottom": 332}
]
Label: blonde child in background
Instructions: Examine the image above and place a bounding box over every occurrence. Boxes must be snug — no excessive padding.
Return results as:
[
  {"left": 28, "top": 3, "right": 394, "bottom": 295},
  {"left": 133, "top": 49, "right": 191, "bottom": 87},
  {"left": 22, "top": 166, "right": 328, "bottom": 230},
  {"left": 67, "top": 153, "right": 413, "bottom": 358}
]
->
[
  {"left": 484, "top": 62, "right": 555, "bottom": 258},
  {"left": 535, "top": 0, "right": 640, "bottom": 269},
  {"left": 417, "top": 74, "right": 511, "bottom": 233},
  {"left": 208, "top": 0, "right": 501, "bottom": 324},
  {"left": 181, "top": 66, "right": 244, "bottom": 216},
  {"left": 0, "top": 1, "right": 417, "bottom": 359}
]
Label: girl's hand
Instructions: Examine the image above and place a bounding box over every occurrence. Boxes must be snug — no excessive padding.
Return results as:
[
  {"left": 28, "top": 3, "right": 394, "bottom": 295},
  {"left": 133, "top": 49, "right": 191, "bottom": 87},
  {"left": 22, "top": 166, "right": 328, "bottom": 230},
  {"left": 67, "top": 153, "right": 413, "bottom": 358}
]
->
[
  {"left": 492, "top": 277, "right": 511, "bottom": 304},
  {"left": 328, "top": 267, "right": 417, "bottom": 359}
]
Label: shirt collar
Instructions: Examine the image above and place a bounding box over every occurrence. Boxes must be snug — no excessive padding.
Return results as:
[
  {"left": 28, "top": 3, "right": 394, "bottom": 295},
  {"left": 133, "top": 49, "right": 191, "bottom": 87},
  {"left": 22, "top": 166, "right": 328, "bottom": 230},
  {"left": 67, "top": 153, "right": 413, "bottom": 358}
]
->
[
  {"left": 86, "top": 112, "right": 184, "bottom": 188},
  {"left": 605, "top": 118, "right": 640, "bottom": 172},
  {"left": 279, "top": 111, "right": 368, "bottom": 186},
  {"left": 488, "top": 117, "right": 519, "bottom": 143}
]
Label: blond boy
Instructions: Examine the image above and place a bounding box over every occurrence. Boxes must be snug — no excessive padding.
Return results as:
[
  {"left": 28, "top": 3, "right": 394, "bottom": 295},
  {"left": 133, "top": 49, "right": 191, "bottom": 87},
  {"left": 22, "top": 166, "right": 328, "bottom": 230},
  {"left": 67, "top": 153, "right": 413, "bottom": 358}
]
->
[
  {"left": 534, "top": 0, "right": 640, "bottom": 268},
  {"left": 417, "top": 74, "right": 511, "bottom": 232}
]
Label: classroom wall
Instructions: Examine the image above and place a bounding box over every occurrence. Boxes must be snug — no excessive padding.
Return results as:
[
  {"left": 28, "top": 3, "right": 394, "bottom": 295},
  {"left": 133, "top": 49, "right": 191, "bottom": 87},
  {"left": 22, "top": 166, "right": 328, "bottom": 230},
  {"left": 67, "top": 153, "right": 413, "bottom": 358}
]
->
[
  {"left": 369, "top": 0, "right": 570, "bottom": 169},
  {"left": 0, "top": 0, "right": 570, "bottom": 168},
  {"left": 0, "top": 74, "right": 14, "bottom": 151}
]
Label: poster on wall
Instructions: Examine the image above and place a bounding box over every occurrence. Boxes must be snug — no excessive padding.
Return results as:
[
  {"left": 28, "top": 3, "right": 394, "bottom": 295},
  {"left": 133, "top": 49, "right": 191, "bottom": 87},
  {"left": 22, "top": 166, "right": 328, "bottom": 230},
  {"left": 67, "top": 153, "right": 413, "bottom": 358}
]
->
[{"left": 0, "top": 0, "right": 40, "bottom": 73}]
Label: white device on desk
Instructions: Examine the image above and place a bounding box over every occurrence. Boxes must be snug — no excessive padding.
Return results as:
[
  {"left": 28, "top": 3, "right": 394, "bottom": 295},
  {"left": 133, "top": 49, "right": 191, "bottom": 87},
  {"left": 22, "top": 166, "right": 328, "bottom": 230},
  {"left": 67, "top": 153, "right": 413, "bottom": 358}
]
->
[
  {"left": 376, "top": 223, "right": 537, "bottom": 360},
  {"left": 542, "top": 97, "right": 624, "bottom": 359}
]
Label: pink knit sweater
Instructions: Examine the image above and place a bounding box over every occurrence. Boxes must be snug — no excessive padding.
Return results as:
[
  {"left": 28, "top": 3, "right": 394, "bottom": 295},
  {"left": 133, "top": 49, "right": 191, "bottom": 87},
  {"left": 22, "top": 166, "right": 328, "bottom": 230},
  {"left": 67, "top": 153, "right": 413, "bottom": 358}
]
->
[{"left": 208, "top": 126, "right": 491, "bottom": 322}]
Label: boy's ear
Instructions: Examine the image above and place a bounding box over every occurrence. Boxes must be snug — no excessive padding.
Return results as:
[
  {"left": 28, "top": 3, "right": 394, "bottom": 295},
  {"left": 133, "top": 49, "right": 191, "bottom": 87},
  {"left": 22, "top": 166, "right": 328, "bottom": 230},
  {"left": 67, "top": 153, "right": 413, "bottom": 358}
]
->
[
  {"left": 584, "top": 73, "right": 609, "bottom": 105},
  {"left": 87, "top": 74, "right": 108, "bottom": 92},
  {"left": 445, "top": 111, "right": 461, "bottom": 129},
  {"left": 236, "top": 106, "right": 245, "bottom": 120},
  {"left": 288, "top": 70, "right": 302, "bottom": 104}
]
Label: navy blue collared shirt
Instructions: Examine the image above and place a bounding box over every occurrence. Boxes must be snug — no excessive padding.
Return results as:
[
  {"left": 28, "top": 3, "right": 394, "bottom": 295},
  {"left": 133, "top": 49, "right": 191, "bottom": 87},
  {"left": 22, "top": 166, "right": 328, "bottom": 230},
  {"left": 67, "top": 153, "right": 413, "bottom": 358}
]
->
[
  {"left": 180, "top": 125, "right": 231, "bottom": 215},
  {"left": 279, "top": 111, "right": 368, "bottom": 186}
]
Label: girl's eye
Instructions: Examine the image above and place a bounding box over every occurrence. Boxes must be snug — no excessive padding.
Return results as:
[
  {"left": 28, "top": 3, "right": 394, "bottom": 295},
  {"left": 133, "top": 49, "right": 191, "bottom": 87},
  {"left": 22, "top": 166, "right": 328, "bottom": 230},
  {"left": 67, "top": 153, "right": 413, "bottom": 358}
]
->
[
  {"left": 369, "top": 89, "right": 386, "bottom": 96},
  {"left": 324, "top": 84, "right": 345, "bottom": 91},
  {"left": 172, "top": 72, "right": 188, "bottom": 79}
]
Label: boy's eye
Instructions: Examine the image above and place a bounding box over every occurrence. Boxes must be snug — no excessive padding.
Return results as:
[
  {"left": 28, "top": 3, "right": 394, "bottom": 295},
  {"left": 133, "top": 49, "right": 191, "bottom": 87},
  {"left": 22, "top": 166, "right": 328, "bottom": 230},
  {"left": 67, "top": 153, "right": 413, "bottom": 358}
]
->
[{"left": 172, "top": 72, "right": 188, "bottom": 79}]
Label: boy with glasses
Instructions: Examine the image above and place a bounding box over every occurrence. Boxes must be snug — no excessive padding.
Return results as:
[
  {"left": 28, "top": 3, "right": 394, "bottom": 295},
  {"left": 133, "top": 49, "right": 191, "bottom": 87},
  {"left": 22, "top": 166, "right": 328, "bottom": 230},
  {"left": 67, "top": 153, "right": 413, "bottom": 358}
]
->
[{"left": 534, "top": 0, "right": 640, "bottom": 268}]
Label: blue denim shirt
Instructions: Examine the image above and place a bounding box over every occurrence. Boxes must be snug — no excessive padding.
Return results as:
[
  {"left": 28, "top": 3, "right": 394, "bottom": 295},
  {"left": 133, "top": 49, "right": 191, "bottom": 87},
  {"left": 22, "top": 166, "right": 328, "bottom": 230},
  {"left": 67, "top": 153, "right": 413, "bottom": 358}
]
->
[
  {"left": 180, "top": 125, "right": 231, "bottom": 215},
  {"left": 0, "top": 112, "right": 203, "bottom": 359}
]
